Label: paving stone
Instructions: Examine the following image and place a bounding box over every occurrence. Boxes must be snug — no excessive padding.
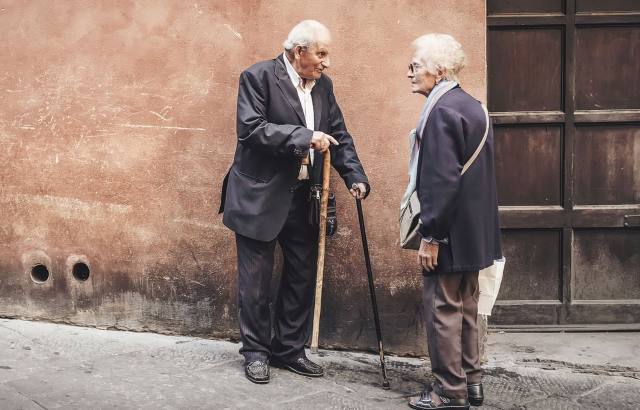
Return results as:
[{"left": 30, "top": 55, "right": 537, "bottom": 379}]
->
[
  {"left": 578, "top": 381, "right": 640, "bottom": 409},
  {"left": 482, "top": 373, "right": 548, "bottom": 409},
  {"left": 522, "top": 397, "right": 589, "bottom": 410},
  {"left": 276, "top": 390, "right": 383, "bottom": 410},
  {"left": 513, "top": 368, "right": 604, "bottom": 398},
  {"left": 0, "top": 384, "right": 45, "bottom": 410},
  {"left": 6, "top": 363, "right": 259, "bottom": 410}
]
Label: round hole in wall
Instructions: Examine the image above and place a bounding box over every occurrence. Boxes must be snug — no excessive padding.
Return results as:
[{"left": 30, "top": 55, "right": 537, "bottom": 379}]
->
[
  {"left": 30, "top": 264, "right": 50, "bottom": 283},
  {"left": 72, "top": 262, "right": 90, "bottom": 281}
]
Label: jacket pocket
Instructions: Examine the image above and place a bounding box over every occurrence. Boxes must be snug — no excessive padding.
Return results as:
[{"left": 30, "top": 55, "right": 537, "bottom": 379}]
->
[
  {"left": 236, "top": 148, "right": 278, "bottom": 183},
  {"left": 237, "top": 170, "right": 268, "bottom": 183}
]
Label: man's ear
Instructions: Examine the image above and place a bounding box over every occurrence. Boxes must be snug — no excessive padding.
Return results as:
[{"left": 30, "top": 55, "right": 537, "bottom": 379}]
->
[{"left": 294, "top": 45, "right": 303, "bottom": 59}]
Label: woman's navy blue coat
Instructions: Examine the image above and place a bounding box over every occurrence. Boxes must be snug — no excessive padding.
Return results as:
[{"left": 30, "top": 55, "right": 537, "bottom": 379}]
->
[{"left": 416, "top": 86, "right": 502, "bottom": 274}]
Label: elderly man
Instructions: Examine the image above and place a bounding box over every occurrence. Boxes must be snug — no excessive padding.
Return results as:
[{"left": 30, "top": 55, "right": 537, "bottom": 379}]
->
[{"left": 219, "top": 20, "right": 370, "bottom": 384}]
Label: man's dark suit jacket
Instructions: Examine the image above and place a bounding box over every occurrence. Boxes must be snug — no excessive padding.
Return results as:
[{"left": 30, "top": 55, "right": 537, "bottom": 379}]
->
[
  {"left": 219, "top": 54, "right": 369, "bottom": 242},
  {"left": 417, "top": 86, "right": 502, "bottom": 273}
]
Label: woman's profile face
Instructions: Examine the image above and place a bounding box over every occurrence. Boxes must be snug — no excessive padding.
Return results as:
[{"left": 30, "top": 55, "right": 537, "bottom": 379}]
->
[{"left": 407, "top": 56, "right": 441, "bottom": 97}]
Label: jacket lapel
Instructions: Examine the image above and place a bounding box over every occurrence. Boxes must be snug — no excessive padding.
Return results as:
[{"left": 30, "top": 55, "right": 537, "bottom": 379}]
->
[
  {"left": 311, "top": 86, "right": 322, "bottom": 131},
  {"left": 274, "top": 55, "right": 306, "bottom": 126}
]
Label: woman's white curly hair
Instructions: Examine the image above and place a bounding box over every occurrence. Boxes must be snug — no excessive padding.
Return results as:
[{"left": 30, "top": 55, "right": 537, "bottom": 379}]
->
[{"left": 412, "top": 33, "right": 467, "bottom": 82}]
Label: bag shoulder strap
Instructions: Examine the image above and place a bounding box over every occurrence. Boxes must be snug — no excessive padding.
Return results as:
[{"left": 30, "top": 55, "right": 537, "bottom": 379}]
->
[{"left": 461, "top": 104, "right": 490, "bottom": 176}]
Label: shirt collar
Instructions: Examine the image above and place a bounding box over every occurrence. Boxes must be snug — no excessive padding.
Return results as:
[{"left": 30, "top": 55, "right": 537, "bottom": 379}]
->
[{"left": 282, "top": 52, "right": 315, "bottom": 91}]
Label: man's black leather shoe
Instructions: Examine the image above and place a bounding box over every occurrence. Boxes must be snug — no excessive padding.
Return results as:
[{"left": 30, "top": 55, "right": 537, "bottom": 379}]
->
[
  {"left": 467, "top": 383, "right": 483, "bottom": 406},
  {"left": 409, "top": 388, "right": 470, "bottom": 410},
  {"left": 271, "top": 355, "right": 323, "bottom": 377},
  {"left": 244, "top": 360, "right": 269, "bottom": 384}
]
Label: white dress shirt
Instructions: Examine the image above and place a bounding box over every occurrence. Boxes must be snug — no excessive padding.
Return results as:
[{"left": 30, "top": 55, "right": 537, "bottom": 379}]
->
[{"left": 283, "top": 53, "right": 315, "bottom": 180}]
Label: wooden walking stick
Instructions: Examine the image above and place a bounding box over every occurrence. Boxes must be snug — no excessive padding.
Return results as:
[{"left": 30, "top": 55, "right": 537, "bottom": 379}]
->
[{"left": 310, "top": 149, "right": 331, "bottom": 354}]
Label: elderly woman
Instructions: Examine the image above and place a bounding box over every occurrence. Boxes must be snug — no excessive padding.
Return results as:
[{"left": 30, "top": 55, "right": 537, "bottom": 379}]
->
[{"left": 404, "top": 34, "right": 502, "bottom": 409}]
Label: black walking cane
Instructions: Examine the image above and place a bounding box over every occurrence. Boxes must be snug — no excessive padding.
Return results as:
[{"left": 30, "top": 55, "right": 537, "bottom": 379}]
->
[{"left": 353, "top": 185, "right": 390, "bottom": 389}]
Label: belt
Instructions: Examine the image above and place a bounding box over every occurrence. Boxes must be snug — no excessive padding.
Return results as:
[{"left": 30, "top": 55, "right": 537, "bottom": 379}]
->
[{"left": 290, "top": 180, "right": 311, "bottom": 192}]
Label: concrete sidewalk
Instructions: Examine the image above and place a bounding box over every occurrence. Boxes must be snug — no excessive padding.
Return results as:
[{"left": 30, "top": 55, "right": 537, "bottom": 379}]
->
[{"left": 0, "top": 319, "right": 638, "bottom": 409}]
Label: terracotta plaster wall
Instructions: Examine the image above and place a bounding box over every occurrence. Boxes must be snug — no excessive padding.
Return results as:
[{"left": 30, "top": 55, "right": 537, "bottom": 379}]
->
[{"left": 0, "top": 1, "right": 486, "bottom": 355}]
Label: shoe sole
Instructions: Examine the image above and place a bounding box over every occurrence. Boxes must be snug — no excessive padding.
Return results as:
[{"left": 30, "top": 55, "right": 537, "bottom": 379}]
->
[
  {"left": 246, "top": 375, "right": 270, "bottom": 384},
  {"left": 409, "top": 402, "right": 469, "bottom": 410},
  {"left": 469, "top": 398, "right": 483, "bottom": 406},
  {"left": 273, "top": 362, "right": 323, "bottom": 378}
]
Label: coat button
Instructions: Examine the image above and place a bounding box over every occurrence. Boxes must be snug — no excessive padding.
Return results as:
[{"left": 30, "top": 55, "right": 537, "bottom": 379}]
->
[{"left": 289, "top": 186, "right": 295, "bottom": 193}]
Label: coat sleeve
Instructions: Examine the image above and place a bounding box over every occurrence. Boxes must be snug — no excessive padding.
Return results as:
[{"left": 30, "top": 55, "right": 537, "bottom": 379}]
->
[
  {"left": 236, "top": 70, "right": 313, "bottom": 157},
  {"left": 417, "top": 105, "right": 465, "bottom": 240},
  {"left": 326, "top": 80, "right": 370, "bottom": 192}
]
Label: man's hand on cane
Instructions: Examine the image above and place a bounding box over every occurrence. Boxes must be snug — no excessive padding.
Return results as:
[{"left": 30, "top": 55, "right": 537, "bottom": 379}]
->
[
  {"left": 311, "top": 131, "right": 338, "bottom": 152},
  {"left": 350, "top": 182, "right": 368, "bottom": 200}
]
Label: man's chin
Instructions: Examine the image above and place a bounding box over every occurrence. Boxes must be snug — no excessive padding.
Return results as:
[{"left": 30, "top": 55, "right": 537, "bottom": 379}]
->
[{"left": 301, "top": 73, "right": 321, "bottom": 81}]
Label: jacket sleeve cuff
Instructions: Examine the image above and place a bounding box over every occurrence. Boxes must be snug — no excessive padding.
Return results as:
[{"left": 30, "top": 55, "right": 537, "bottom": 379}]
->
[
  {"left": 291, "top": 128, "right": 314, "bottom": 157},
  {"left": 419, "top": 226, "right": 448, "bottom": 244},
  {"left": 421, "top": 235, "right": 449, "bottom": 245}
]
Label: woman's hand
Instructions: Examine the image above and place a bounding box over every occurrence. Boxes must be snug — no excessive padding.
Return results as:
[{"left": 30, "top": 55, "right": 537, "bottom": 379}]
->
[{"left": 418, "top": 239, "right": 439, "bottom": 272}]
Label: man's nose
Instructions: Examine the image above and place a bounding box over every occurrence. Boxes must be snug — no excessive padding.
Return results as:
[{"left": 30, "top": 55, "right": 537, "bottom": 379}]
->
[{"left": 321, "top": 58, "right": 330, "bottom": 68}]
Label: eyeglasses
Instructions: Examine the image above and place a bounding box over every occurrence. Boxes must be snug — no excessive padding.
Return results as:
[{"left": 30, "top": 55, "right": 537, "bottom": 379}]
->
[{"left": 408, "top": 63, "right": 423, "bottom": 74}]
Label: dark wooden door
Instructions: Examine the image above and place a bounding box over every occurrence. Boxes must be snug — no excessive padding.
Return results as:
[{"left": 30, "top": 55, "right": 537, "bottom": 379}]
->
[{"left": 488, "top": 0, "right": 640, "bottom": 329}]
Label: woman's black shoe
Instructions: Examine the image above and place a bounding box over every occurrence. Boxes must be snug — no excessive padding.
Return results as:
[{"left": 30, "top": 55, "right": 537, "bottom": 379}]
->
[
  {"left": 467, "top": 383, "right": 483, "bottom": 406},
  {"left": 409, "top": 388, "right": 470, "bottom": 409},
  {"left": 244, "top": 360, "right": 270, "bottom": 384}
]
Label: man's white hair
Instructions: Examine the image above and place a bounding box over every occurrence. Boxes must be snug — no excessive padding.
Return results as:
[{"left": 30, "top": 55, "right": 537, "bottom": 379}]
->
[
  {"left": 412, "top": 33, "right": 467, "bottom": 82},
  {"left": 283, "top": 20, "right": 331, "bottom": 51}
]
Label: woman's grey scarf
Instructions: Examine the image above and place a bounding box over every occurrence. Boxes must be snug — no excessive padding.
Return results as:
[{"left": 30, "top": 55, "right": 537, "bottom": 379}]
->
[{"left": 400, "top": 80, "right": 458, "bottom": 209}]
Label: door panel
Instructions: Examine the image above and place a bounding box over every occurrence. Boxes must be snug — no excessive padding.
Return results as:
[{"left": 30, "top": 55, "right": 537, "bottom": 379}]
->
[
  {"left": 488, "top": 28, "right": 563, "bottom": 112},
  {"left": 573, "top": 230, "right": 640, "bottom": 301},
  {"left": 488, "top": 0, "right": 564, "bottom": 15},
  {"left": 498, "top": 230, "right": 562, "bottom": 301},
  {"left": 576, "top": 0, "right": 640, "bottom": 13},
  {"left": 575, "top": 26, "right": 640, "bottom": 110},
  {"left": 494, "top": 125, "right": 563, "bottom": 206},
  {"left": 574, "top": 125, "right": 640, "bottom": 205}
]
